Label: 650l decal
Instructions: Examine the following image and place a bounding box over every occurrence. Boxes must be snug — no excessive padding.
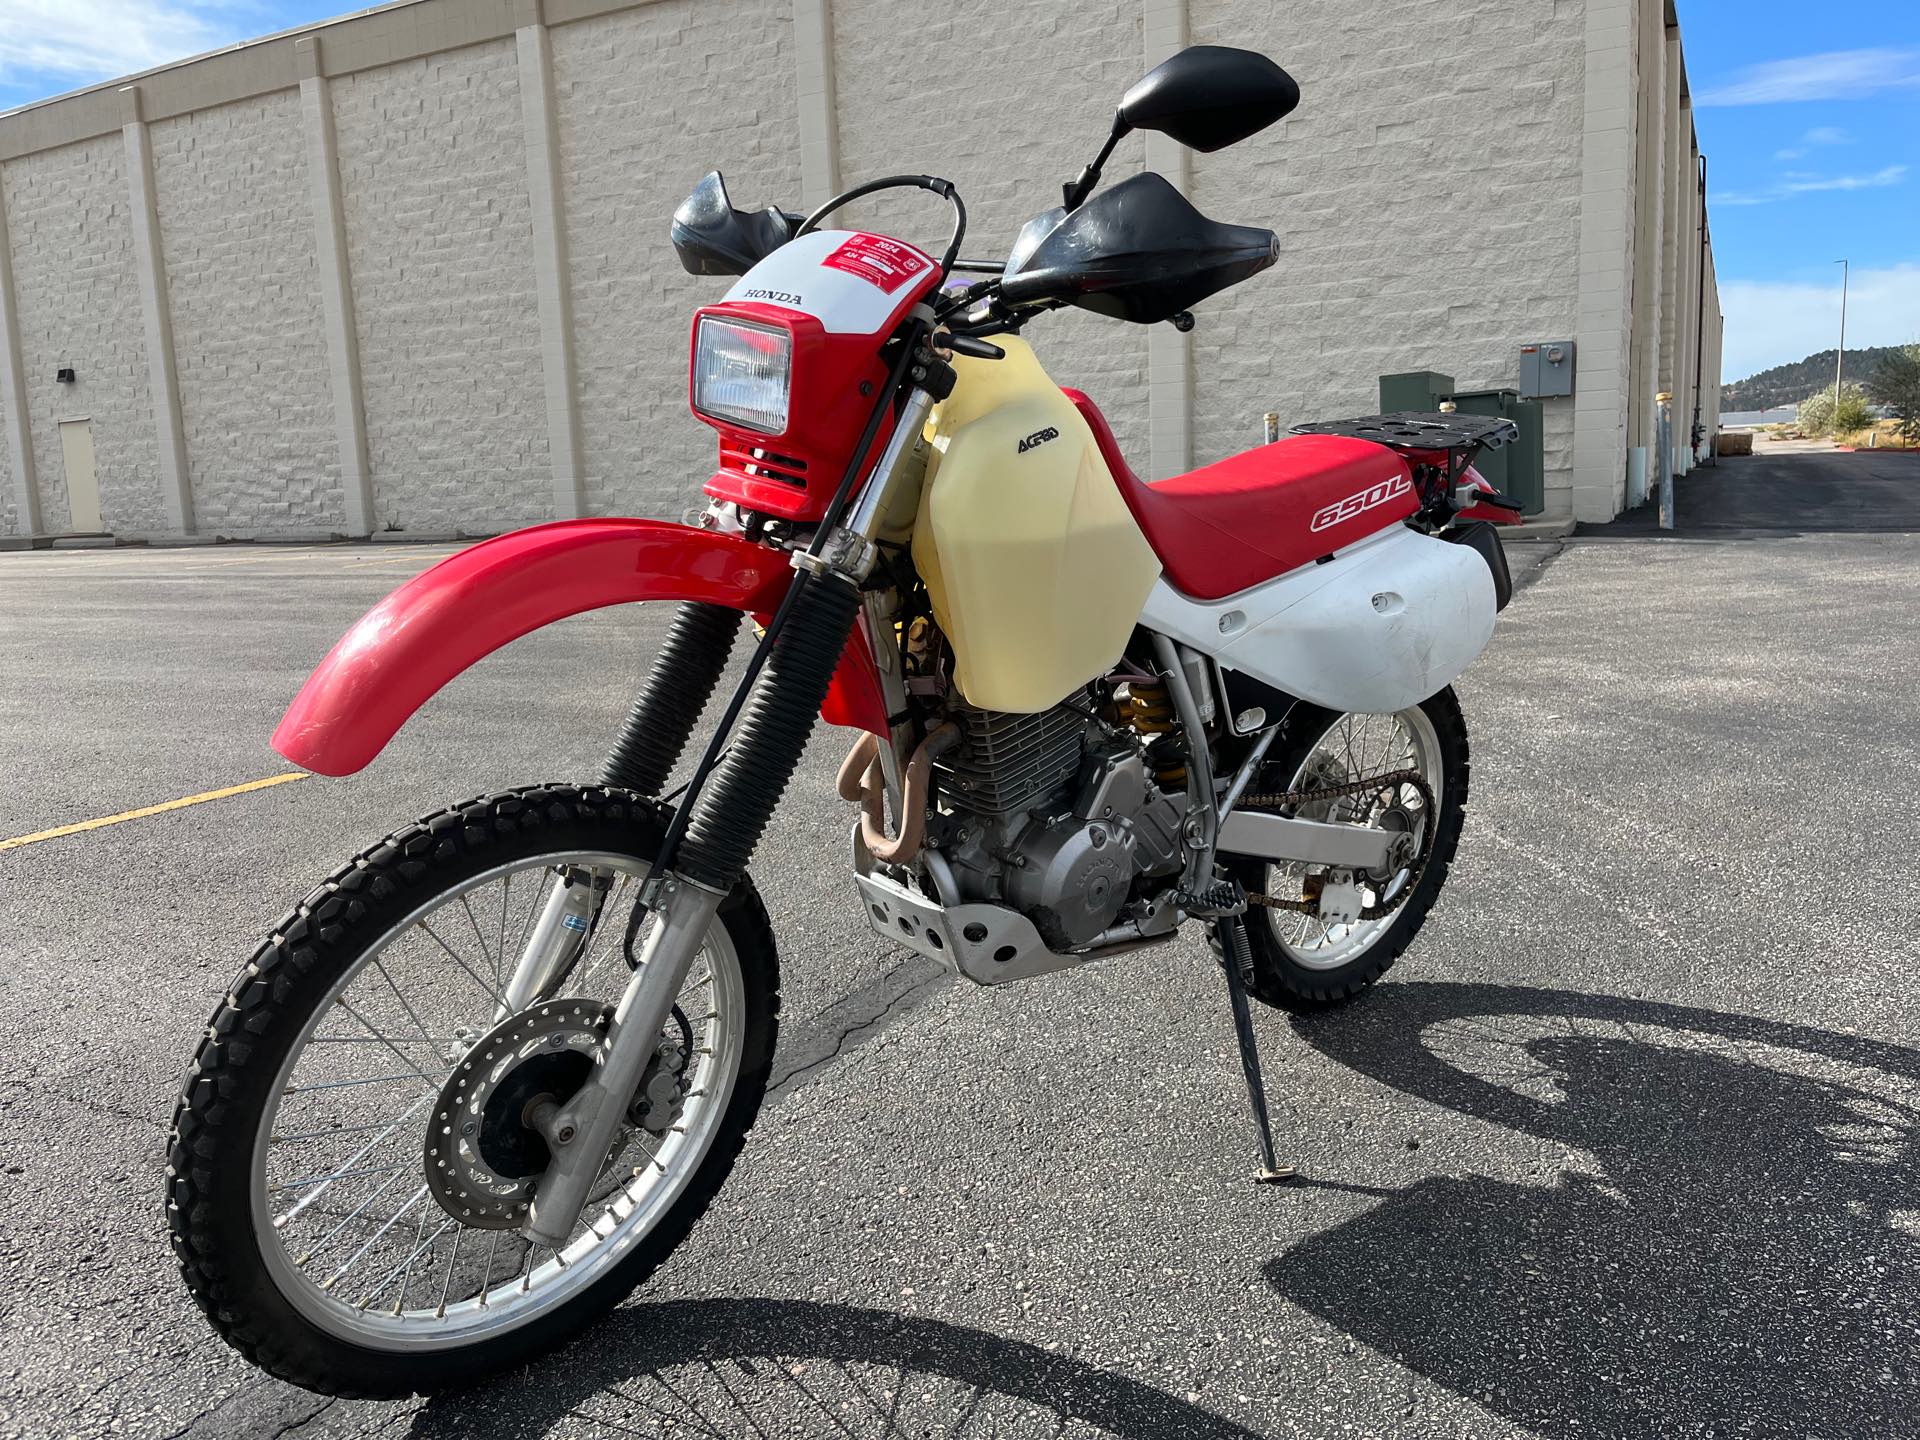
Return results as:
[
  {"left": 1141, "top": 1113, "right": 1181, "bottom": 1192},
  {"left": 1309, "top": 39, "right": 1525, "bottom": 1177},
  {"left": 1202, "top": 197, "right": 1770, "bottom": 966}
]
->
[{"left": 1309, "top": 472, "right": 1413, "bottom": 533}]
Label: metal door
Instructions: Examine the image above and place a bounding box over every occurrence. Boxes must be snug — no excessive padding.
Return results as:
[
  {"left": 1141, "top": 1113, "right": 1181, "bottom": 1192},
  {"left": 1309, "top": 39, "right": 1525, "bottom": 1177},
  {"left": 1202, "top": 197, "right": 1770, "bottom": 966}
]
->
[{"left": 58, "top": 419, "right": 102, "bottom": 534}]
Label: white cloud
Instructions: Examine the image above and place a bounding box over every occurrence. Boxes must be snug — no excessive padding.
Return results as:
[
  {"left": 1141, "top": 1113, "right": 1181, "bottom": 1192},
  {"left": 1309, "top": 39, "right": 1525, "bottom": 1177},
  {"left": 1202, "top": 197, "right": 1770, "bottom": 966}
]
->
[
  {"left": 0, "top": 1, "right": 253, "bottom": 98},
  {"left": 1713, "top": 164, "right": 1907, "bottom": 207},
  {"left": 1721, "top": 264, "right": 1920, "bottom": 382},
  {"left": 1774, "top": 125, "right": 1850, "bottom": 160},
  {"left": 1696, "top": 48, "right": 1920, "bottom": 106}
]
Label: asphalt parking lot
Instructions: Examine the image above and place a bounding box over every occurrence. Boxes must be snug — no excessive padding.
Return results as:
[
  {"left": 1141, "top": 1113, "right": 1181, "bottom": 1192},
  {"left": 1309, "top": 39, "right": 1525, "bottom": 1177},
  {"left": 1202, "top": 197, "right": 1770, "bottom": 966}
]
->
[{"left": 3, "top": 444, "right": 1918, "bottom": 1439}]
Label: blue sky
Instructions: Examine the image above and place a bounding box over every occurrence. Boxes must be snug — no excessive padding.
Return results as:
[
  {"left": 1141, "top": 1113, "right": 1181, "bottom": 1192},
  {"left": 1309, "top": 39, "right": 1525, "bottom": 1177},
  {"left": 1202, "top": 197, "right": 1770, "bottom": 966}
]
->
[
  {"left": 2, "top": 0, "right": 1916, "bottom": 382},
  {"left": 1685, "top": 0, "right": 1920, "bottom": 380}
]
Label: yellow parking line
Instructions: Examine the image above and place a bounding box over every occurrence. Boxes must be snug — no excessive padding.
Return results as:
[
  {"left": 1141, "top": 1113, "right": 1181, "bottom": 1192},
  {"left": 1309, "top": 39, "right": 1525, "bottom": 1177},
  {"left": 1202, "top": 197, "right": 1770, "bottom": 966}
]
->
[{"left": 0, "top": 772, "right": 309, "bottom": 853}]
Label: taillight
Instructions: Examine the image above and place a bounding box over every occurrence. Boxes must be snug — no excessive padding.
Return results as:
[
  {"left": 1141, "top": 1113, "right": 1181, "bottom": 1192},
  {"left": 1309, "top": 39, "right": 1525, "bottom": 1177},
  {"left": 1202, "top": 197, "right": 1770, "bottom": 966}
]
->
[{"left": 692, "top": 316, "right": 792, "bottom": 435}]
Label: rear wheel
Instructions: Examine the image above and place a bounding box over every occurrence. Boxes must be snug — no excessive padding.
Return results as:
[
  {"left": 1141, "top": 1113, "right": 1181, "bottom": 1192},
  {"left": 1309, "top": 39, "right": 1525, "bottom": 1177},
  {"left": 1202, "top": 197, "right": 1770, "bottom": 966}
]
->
[
  {"left": 166, "top": 785, "right": 780, "bottom": 1397},
  {"left": 1223, "top": 690, "right": 1468, "bottom": 1011}
]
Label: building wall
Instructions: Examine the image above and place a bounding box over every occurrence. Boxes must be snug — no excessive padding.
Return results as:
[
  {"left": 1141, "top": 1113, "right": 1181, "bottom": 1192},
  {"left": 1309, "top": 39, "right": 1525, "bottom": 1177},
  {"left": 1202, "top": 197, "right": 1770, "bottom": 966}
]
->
[
  {"left": 1189, "top": 0, "right": 1586, "bottom": 514},
  {"left": 151, "top": 91, "right": 340, "bottom": 535},
  {"left": 0, "top": 0, "right": 1718, "bottom": 540},
  {"left": 831, "top": 0, "right": 1154, "bottom": 471},
  {"left": 552, "top": 0, "right": 801, "bottom": 520},
  {"left": 333, "top": 39, "right": 551, "bottom": 536},
  {"left": 0, "top": 135, "right": 160, "bottom": 534}
]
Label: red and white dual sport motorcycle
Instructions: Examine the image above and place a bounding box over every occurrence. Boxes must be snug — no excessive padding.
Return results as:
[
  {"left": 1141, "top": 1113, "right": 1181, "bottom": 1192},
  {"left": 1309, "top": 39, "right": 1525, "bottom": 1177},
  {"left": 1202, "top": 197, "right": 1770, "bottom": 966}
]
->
[{"left": 168, "top": 46, "right": 1522, "bottom": 1395}]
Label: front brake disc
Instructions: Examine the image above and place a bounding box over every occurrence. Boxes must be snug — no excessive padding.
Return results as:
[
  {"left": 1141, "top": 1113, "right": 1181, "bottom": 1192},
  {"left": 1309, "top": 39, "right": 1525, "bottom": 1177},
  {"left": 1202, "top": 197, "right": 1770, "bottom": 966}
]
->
[{"left": 423, "top": 999, "right": 607, "bottom": 1230}]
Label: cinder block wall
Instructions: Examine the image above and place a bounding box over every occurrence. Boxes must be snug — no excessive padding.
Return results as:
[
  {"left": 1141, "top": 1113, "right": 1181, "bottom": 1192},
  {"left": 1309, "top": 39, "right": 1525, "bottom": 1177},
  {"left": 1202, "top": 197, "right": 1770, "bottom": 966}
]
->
[
  {"left": 0, "top": 0, "right": 1716, "bottom": 540},
  {"left": 2, "top": 136, "right": 159, "bottom": 535},
  {"left": 152, "top": 91, "right": 340, "bottom": 534}
]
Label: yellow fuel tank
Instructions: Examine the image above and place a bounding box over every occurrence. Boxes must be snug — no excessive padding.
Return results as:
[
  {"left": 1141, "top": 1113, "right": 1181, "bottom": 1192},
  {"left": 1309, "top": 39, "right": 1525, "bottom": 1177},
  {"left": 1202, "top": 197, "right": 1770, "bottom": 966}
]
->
[{"left": 912, "top": 337, "right": 1160, "bottom": 712}]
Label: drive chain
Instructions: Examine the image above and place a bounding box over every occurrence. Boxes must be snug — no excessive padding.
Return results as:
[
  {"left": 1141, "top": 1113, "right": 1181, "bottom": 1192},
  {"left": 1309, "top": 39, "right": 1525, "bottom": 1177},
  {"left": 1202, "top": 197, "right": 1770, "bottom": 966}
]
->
[{"left": 1239, "top": 766, "right": 1437, "bottom": 921}]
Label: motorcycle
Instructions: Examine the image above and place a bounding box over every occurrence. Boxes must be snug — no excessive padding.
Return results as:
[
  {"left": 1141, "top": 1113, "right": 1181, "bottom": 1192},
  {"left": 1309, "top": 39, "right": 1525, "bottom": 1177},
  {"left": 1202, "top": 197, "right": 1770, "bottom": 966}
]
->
[{"left": 167, "top": 45, "right": 1521, "bottom": 1395}]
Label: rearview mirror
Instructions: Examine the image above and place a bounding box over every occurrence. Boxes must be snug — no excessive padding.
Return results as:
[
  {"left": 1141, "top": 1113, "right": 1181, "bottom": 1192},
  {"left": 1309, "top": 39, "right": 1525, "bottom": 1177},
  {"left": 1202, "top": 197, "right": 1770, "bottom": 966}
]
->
[
  {"left": 1119, "top": 46, "right": 1299, "bottom": 153},
  {"left": 1061, "top": 46, "right": 1299, "bottom": 210}
]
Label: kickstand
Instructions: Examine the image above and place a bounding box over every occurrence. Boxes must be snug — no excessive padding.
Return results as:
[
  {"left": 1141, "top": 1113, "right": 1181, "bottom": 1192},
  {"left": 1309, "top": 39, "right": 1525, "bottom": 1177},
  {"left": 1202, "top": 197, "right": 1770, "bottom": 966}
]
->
[{"left": 1214, "top": 917, "right": 1295, "bottom": 1184}]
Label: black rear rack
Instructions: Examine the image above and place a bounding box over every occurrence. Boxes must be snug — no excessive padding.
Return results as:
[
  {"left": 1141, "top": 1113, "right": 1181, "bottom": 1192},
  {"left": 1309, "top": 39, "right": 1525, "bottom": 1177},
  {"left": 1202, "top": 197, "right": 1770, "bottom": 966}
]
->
[
  {"left": 1288, "top": 411, "right": 1518, "bottom": 454},
  {"left": 1289, "top": 410, "right": 1519, "bottom": 500}
]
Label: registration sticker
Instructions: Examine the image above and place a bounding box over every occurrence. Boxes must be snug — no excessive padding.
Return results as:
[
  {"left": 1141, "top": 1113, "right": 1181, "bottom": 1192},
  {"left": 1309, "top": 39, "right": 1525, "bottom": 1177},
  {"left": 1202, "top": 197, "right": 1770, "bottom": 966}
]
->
[{"left": 820, "top": 234, "right": 931, "bottom": 294}]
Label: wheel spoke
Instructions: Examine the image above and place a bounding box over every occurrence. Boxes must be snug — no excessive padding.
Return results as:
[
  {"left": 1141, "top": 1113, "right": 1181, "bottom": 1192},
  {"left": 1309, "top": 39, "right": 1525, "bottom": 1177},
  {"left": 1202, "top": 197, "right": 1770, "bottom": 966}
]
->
[
  {"left": 273, "top": 1160, "right": 411, "bottom": 1194},
  {"left": 434, "top": 1226, "right": 465, "bottom": 1317},
  {"left": 416, "top": 919, "right": 508, "bottom": 1010},
  {"left": 333, "top": 997, "right": 449, "bottom": 1090},
  {"left": 369, "top": 956, "right": 442, "bottom": 1054},
  {"left": 321, "top": 1183, "right": 429, "bottom": 1290},
  {"left": 284, "top": 1069, "right": 450, "bottom": 1095},
  {"left": 458, "top": 893, "right": 496, "bottom": 987}
]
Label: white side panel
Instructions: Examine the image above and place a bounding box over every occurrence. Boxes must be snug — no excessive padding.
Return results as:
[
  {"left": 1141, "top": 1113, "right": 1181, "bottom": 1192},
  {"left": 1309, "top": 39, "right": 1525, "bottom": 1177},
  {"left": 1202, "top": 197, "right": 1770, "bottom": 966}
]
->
[
  {"left": 722, "top": 229, "right": 933, "bottom": 335},
  {"left": 1141, "top": 526, "right": 1497, "bottom": 715}
]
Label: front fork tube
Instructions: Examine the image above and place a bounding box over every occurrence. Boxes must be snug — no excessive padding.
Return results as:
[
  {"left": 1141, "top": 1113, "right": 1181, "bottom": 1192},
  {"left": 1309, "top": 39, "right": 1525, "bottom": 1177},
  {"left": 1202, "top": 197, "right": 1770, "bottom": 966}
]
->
[
  {"left": 497, "top": 869, "right": 605, "bottom": 1020},
  {"left": 501, "top": 602, "right": 745, "bottom": 1019},
  {"left": 521, "top": 876, "right": 724, "bottom": 1246}
]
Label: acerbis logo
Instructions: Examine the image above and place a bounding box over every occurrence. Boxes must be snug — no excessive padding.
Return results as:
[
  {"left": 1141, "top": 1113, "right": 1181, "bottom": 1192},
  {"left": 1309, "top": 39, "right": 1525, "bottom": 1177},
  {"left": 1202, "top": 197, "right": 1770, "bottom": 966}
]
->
[
  {"left": 1017, "top": 427, "right": 1060, "bottom": 454},
  {"left": 742, "top": 288, "right": 803, "bottom": 305},
  {"left": 1309, "top": 473, "right": 1413, "bottom": 533}
]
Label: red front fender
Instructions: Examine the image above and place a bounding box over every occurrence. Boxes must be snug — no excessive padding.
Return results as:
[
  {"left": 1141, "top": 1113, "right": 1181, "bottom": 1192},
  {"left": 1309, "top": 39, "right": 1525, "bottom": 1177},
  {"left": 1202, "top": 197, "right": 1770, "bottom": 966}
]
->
[{"left": 273, "top": 519, "right": 888, "bottom": 777}]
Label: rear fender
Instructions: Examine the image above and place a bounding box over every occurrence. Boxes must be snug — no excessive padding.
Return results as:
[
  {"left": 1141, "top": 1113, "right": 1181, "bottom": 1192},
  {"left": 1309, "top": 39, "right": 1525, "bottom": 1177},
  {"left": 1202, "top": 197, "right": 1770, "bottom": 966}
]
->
[{"left": 273, "top": 519, "right": 887, "bottom": 777}]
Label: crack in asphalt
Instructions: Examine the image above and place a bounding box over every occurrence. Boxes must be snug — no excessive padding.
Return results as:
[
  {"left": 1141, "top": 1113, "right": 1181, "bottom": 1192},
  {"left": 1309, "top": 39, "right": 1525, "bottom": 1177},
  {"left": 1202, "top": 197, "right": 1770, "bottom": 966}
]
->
[
  {"left": 1507, "top": 537, "right": 1567, "bottom": 596},
  {"left": 268, "top": 1397, "right": 341, "bottom": 1439},
  {"left": 767, "top": 951, "right": 954, "bottom": 1105}
]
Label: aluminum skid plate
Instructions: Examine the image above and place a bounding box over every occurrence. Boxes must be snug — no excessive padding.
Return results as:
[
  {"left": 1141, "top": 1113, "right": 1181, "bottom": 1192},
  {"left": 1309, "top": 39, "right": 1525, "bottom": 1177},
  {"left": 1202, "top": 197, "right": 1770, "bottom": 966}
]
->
[{"left": 849, "top": 825, "right": 1087, "bottom": 985}]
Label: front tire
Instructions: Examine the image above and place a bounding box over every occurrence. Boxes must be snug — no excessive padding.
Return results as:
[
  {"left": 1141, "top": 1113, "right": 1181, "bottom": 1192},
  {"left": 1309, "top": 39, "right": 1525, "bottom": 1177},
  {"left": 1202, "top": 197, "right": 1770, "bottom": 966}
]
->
[
  {"left": 166, "top": 785, "right": 780, "bottom": 1397},
  {"left": 1223, "top": 690, "right": 1469, "bottom": 1012}
]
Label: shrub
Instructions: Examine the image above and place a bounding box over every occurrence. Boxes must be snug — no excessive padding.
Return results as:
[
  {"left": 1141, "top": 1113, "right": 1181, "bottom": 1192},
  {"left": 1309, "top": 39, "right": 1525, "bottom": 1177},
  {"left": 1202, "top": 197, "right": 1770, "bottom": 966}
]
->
[
  {"left": 1797, "top": 382, "right": 1872, "bottom": 437},
  {"left": 1868, "top": 344, "right": 1920, "bottom": 443}
]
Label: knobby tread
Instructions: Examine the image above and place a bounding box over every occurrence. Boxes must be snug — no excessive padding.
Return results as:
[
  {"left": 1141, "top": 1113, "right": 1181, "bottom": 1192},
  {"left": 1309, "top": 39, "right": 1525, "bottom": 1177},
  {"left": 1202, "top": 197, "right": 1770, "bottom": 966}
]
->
[
  {"left": 165, "top": 784, "right": 781, "bottom": 1398},
  {"left": 1223, "top": 689, "right": 1471, "bottom": 1013}
]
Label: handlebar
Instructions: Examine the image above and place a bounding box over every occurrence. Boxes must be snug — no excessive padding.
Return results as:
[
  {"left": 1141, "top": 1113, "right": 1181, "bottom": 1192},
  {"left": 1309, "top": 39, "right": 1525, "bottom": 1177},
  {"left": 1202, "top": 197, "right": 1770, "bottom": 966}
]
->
[{"left": 797, "top": 175, "right": 968, "bottom": 276}]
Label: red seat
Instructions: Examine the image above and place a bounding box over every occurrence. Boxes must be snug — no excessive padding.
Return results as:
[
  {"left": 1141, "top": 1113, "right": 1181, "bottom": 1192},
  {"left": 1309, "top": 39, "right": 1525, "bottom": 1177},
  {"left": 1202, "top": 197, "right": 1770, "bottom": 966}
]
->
[{"left": 1063, "top": 388, "right": 1420, "bottom": 601}]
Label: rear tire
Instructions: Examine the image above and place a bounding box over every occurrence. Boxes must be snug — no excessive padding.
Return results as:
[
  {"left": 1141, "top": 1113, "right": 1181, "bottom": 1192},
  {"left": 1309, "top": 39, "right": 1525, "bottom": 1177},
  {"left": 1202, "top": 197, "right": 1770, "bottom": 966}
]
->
[
  {"left": 1223, "top": 690, "right": 1468, "bottom": 1012},
  {"left": 166, "top": 785, "right": 780, "bottom": 1397}
]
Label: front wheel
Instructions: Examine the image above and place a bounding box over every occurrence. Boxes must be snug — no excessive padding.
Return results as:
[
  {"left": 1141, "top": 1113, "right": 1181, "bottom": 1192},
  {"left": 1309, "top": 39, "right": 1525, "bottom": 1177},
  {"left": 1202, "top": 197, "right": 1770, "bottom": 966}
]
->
[
  {"left": 166, "top": 785, "right": 780, "bottom": 1397},
  {"left": 1222, "top": 689, "right": 1469, "bottom": 1011}
]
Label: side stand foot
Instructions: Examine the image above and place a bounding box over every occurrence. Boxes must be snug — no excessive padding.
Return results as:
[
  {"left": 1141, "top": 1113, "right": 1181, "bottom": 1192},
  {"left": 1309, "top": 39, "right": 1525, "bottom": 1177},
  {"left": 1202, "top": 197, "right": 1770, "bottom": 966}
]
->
[{"left": 1213, "top": 916, "right": 1294, "bottom": 1185}]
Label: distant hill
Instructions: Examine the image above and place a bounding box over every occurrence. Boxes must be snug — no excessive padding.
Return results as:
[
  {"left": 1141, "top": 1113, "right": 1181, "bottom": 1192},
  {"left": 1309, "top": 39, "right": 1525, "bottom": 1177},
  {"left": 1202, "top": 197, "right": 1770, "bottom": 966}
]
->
[{"left": 1722, "top": 347, "right": 1902, "bottom": 412}]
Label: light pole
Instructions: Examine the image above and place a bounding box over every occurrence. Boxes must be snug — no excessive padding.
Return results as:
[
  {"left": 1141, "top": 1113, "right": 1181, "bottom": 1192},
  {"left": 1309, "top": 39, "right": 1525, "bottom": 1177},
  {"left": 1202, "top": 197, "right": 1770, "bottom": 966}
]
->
[{"left": 1834, "top": 258, "right": 1849, "bottom": 400}]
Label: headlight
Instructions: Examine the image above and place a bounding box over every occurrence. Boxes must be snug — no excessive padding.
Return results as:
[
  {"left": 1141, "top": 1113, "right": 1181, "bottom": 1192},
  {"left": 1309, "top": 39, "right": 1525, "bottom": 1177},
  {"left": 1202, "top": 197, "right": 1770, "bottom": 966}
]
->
[{"left": 693, "top": 317, "right": 792, "bottom": 434}]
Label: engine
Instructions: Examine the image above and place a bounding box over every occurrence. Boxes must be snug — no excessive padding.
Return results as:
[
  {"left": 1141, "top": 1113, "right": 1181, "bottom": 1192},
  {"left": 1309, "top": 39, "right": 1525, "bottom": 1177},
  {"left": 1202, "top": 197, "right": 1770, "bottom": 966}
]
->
[{"left": 928, "top": 689, "right": 1187, "bottom": 949}]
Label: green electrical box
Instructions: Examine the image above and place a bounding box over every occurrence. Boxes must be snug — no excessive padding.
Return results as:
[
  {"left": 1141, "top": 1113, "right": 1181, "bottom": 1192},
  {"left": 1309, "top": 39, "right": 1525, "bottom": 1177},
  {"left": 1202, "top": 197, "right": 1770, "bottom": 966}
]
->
[
  {"left": 1449, "top": 389, "right": 1545, "bottom": 517},
  {"left": 1379, "top": 371, "right": 1455, "bottom": 413},
  {"left": 1377, "top": 371, "right": 1546, "bottom": 518}
]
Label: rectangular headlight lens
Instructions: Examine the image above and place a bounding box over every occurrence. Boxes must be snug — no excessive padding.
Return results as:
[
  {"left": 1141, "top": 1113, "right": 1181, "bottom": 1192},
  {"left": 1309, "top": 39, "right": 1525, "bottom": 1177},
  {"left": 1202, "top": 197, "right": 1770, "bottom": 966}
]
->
[{"left": 693, "top": 317, "right": 792, "bottom": 435}]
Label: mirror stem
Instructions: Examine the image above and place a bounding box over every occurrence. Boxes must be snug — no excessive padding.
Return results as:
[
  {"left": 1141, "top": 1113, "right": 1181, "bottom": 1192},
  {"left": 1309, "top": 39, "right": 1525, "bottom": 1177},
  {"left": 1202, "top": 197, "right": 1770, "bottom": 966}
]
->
[{"left": 1062, "top": 116, "right": 1128, "bottom": 211}]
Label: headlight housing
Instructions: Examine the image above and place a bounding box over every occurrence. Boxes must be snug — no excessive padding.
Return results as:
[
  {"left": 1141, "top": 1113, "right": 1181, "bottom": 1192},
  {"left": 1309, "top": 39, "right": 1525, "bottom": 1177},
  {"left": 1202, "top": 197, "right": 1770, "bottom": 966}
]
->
[{"left": 692, "top": 317, "right": 792, "bottom": 435}]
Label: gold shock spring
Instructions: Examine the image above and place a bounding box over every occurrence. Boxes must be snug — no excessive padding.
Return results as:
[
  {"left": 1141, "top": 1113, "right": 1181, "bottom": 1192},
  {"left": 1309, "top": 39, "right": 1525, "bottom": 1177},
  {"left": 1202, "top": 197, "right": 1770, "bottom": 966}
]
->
[{"left": 1121, "top": 680, "right": 1187, "bottom": 786}]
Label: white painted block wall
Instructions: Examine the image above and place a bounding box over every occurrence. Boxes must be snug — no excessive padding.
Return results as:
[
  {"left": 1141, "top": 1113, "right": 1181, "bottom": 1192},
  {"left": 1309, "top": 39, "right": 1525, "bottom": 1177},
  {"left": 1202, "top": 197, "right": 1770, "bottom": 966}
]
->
[
  {"left": 152, "top": 91, "right": 341, "bottom": 536},
  {"left": 2, "top": 136, "right": 159, "bottom": 535},
  {"left": 0, "top": 0, "right": 1716, "bottom": 539}
]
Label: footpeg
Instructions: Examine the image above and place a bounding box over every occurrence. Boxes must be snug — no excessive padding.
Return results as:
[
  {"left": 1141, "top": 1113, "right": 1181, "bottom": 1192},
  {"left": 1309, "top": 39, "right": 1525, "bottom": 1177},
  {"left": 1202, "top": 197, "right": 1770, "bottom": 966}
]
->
[
  {"left": 1178, "top": 878, "right": 1247, "bottom": 918},
  {"left": 1212, "top": 917, "right": 1295, "bottom": 1184}
]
